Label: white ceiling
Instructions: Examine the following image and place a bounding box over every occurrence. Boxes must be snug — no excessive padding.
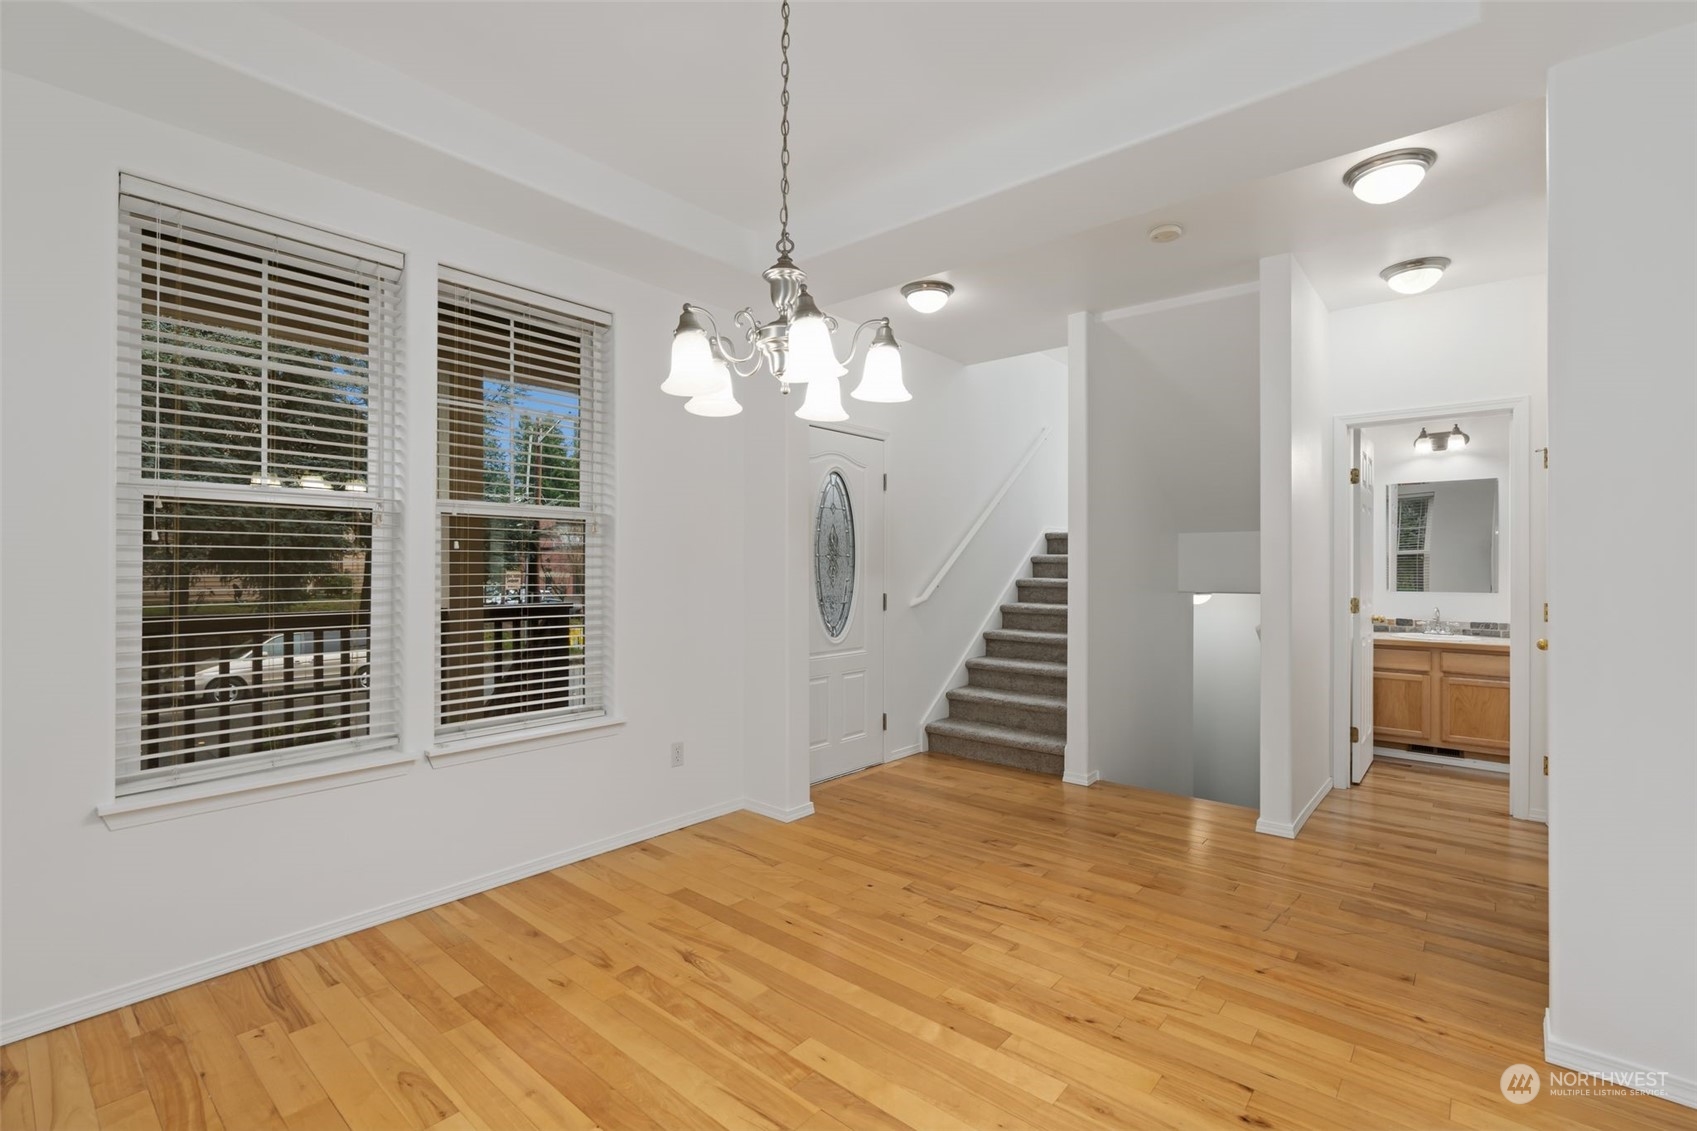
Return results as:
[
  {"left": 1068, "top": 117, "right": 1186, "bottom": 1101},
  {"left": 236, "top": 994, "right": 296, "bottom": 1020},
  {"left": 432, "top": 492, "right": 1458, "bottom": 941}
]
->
[
  {"left": 6, "top": 1, "right": 1693, "bottom": 365},
  {"left": 264, "top": 2, "right": 1297, "bottom": 234},
  {"left": 838, "top": 97, "right": 1550, "bottom": 363}
]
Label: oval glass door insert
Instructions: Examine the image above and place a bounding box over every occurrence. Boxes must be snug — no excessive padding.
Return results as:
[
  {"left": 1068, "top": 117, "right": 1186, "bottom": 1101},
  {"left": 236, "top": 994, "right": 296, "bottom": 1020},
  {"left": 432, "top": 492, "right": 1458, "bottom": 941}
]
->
[{"left": 814, "top": 470, "right": 856, "bottom": 639}]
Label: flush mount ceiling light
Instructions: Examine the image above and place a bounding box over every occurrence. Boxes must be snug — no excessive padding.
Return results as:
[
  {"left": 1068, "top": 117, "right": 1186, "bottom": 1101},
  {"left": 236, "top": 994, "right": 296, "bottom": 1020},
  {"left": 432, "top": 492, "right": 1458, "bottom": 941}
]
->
[
  {"left": 1380, "top": 256, "right": 1451, "bottom": 295},
  {"left": 661, "top": 2, "right": 909, "bottom": 420},
  {"left": 901, "top": 280, "right": 954, "bottom": 314},
  {"left": 1343, "top": 147, "right": 1437, "bottom": 204},
  {"left": 1148, "top": 223, "right": 1185, "bottom": 243}
]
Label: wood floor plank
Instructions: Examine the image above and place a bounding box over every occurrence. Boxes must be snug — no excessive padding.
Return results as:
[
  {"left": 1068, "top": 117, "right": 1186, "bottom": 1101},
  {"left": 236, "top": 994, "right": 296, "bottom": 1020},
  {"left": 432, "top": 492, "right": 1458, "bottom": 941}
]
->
[{"left": 7, "top": 757, "right": 1692, "bottom": 1130}]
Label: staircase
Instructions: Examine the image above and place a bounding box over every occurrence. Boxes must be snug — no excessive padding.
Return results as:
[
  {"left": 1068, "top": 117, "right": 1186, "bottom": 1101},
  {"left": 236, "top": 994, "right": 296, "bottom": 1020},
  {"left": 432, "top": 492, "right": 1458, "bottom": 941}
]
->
[{"left": 925, "top": 533, "right": 1068, "bottom": 775}]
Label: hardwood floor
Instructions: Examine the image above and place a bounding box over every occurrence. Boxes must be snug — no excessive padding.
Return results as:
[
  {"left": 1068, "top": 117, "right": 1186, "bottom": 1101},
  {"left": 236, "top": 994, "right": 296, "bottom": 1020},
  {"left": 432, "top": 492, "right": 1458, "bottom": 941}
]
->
[{"left": 3, "top": 755, "right": 1688, "bottom": 1131}]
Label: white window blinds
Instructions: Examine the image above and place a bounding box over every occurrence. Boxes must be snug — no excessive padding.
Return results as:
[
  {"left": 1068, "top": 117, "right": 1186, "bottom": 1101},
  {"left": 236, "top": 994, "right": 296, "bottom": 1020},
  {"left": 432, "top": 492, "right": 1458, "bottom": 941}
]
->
[
  {"left": 436, "top": 269, "right": 614, "bottom": 739},
  {"left": 116, "top": 178, "right": 404, "bottom": 794}
]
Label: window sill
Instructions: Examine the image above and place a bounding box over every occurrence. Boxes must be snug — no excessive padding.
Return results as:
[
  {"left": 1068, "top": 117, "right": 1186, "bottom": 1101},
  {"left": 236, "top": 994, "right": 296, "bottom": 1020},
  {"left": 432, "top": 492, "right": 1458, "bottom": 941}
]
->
[
  {"left": 427, "top": 714, "right": 626, "bottom": 769},
  {"left": 97, "top": 748, "right": 417, "bottom": 830}
]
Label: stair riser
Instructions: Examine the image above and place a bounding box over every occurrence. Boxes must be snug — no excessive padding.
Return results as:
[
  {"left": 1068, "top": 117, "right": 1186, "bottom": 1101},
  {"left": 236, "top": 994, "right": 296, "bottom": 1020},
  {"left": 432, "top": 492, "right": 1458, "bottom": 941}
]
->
[
  {"left": 1002, "top": 606, "right": 1067, "bottom": 634},
  {"left": 1045, "top": 534, "right": 1068, "bottom": 555},
  {"left": 1031, "top": 559, "right": 1069, "bottom": 579},
  {"left": 948, "top": 696, "right": 1067, "bottom": 736},
  {"left": 1016, "top": 580, "right": 1068, "bottom": 605},
  {"left": 967, "top": 667, "right": 1067, "bottom": 697},
  {"left": 926, "top": 731, "right": 1065, "bottom": 775},
  {"left": 985, "top": 637, "right": 1067, "bottom": 663}
]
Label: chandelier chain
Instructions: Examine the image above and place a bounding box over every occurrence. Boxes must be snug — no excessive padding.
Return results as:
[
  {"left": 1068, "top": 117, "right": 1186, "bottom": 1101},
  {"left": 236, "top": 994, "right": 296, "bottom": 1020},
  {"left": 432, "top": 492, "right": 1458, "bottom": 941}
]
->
[{"left": 776, "top": 0, "right": 794, "bottom": 258}]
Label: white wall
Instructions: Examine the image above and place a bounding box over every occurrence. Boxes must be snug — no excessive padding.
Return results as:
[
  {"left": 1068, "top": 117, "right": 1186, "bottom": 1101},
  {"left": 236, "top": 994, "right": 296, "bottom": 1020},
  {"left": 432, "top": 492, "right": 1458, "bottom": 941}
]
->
[
  {"left": 1177, "top": 531, "right": 1260, "bottom": 594},
  {"left": 1193, "top": 595, "right": 1261, "bottom": 809},
  {"left": 1545, "top": 23, "right": 1697, "bottom": 1104},
  {"left": 1258, "top": 255, "right": 1334, "bottom": 837},
  {"left": 1364, "top": 413, "right": 1511, "bottom": 622},
  {"left": 1067, "top": 316, "right": 1193, "bottom": 795},
  {"left": 824, "top": 349, "right": 1069, "bottom": 757},
  {"left": 0, "top": 73, "right": 763, "bottom": 1037}
]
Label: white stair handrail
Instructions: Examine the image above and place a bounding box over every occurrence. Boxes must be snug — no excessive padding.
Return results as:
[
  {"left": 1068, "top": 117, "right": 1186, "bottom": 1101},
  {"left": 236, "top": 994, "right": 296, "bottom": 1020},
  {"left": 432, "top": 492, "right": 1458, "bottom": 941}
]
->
[{"left": 910, "top": 427, "right": 1051, "bottom": 607}]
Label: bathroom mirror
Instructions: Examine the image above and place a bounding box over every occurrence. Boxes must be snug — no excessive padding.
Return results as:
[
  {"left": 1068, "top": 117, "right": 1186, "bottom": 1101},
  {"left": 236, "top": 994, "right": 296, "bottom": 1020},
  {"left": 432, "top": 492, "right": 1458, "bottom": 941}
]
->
[{"left": 1386, "top": 478, "right": 1499, "bottom": 593}]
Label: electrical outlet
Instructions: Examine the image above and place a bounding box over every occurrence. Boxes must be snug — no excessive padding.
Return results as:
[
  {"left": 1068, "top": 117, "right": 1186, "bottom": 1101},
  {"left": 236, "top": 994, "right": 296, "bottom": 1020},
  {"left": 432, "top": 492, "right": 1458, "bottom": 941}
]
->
[{"left": 670, "top": 742, "right": 685, "bottom": 768}]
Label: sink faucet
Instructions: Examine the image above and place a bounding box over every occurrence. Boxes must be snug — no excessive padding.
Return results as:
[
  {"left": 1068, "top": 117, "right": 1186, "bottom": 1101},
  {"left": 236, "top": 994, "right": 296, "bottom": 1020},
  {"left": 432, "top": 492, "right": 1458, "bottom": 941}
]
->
[{"left": 1427, "top": 607, "right": 1446, "bottom": 634}]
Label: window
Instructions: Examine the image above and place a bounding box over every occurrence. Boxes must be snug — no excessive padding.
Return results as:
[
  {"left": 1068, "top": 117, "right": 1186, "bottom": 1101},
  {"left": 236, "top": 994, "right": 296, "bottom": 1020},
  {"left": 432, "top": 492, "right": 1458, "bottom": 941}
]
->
[
  {"left": 116, "top": 179, "right": 403, "bottom": 794},
  {"left": 436, "top": 270, "right": 613, "bottom": 740},
  {"left": 1394, "top": 491, "right": 1433, "bottom": 592}
]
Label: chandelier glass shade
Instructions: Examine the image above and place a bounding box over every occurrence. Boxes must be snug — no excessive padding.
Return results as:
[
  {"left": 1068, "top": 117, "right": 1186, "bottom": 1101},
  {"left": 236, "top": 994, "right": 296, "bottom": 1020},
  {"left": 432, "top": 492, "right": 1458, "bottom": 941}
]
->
[{"left": 660, "top": 1, "right": 909, "bottom": 422}]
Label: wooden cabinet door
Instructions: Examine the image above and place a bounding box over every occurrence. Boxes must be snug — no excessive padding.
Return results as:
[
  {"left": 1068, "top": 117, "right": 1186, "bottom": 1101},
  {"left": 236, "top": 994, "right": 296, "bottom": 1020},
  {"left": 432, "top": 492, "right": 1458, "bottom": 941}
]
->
[
  {"left": 1373, "top": 671, "right": 1432, "bottom": 742},
  {"left": 1439, "top": 675, "right": 1510, "bottom": 751}
]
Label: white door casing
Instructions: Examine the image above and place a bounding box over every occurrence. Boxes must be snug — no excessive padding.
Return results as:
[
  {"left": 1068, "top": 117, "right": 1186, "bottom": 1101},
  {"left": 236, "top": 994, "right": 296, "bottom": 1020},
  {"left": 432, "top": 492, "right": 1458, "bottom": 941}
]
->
[
  {"left": 808, "top": 427, "right": 885, "bottom": 783},
  {"left": 1351, "top": 434, "right": 1376, "bottom": 783}
]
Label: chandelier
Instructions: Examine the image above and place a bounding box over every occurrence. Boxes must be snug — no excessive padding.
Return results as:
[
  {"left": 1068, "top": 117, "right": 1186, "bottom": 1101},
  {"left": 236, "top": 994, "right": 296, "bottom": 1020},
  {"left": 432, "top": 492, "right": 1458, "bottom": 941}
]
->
[{"left": 660, "top": 1, "right": 909, "bottom": 421}]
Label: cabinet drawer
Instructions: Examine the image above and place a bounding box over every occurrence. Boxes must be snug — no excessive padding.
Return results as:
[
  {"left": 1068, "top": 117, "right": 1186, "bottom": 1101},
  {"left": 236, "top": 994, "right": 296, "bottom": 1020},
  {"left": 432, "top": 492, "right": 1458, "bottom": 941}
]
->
[
  {"left": 1374, "top": 646, "right": 1434, "bottom": 673},
  {"left": 1440, "top": 649, "right": 1509, "bottom": 678}
]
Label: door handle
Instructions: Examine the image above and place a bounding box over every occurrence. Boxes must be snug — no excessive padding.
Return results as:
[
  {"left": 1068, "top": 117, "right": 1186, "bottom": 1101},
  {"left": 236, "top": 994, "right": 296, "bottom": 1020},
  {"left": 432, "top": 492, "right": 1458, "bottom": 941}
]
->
[{"left": 1536, "top": 638, "right": 1549, "bottom": 651}]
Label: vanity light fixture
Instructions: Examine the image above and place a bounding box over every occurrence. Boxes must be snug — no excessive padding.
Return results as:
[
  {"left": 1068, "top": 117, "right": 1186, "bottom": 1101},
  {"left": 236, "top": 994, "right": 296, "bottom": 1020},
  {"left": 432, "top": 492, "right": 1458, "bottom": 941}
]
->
[
  {"left": 1446, "top": 423, "right": 1470, "bottom": 449},
  {"left": 1413, "top": 428, "right": 1435, "bottom": 453},
  {"left": 1413, "top": 423, "right": 1470, "bottom": 453},
  {"left": 1343, "top": 148, "right": 1437, "bottom": 204},
  {"left": 901, "top": 280, "right": 954, "bottom": 314},
  {"left": 1381, "top": 256, "right": 1450, "bottom": 295}
]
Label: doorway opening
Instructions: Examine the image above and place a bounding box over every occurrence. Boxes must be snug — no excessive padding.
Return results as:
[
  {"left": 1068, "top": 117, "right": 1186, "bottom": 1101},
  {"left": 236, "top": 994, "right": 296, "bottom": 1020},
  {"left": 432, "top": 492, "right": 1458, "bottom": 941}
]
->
[{"left": 1330, "top": 398, "right": 1540, "bottom": 819}]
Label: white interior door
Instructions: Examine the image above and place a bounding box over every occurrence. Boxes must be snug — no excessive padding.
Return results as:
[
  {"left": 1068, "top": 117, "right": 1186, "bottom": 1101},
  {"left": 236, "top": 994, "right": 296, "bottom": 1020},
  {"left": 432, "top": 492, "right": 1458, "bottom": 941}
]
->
[
  {"left": 808, "top": 427, "right": 885, "bottom": 783},
  {"left": 1351, "top": 434, "right": 1376, "bottom": 783}
]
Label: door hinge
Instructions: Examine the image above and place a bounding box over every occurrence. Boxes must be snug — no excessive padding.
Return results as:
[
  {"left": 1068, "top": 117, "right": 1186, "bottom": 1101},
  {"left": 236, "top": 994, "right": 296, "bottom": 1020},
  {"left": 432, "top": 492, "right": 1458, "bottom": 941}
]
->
[
  {"left": 1538, "top": 446, "right": 1549, "bottom": 469},
  {"left": 1349, "top": 467, "right": 1360, "bottom": 485},
  {"left": 882, "top": 592, "right": 888, "bottom": 612},
  {"left": 883, "top": 473, "right": 887, "bottom": 491},
  {"left": 1543, "top": 755, "right": 1549, "bottom": 775},
  {"left": 1349, "top": 597, "right": 1360, "bottom": 614},
  {"left": 1544, "top": 602, "right": 1550, "bottom": 623},
  {"left": 882, "top": 713, "right": 888, "bottom": 732},
  {"left": 1350, "top": 726, "right": 1360, "bottom": 743}
]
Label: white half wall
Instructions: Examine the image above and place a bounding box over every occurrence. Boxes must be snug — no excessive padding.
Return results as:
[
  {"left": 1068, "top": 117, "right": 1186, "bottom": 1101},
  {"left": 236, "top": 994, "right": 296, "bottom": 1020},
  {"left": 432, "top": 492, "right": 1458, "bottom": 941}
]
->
[
  {"left": 0, "top": 74, "right": 755, "bottom": 1037},
  {"left": 1193, "top": 594, "right": 1261, "bottom": 809},
  {"left": 1545, "top": 23, "right": 1697, "bottom": 1105},
  {"left": 1258, "top": 254, "right": 1333, "bottom": 837}
]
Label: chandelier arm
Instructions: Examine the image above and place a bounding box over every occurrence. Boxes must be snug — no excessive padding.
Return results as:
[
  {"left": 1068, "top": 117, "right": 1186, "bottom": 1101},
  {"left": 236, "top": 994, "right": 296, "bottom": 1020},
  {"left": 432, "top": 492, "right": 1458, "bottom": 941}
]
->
[
  {"left": 729, "top": 355, "right": 764, "bottom": 379},
  {"left": 686, "top": 303, "right": 760, "bottom": 365}
]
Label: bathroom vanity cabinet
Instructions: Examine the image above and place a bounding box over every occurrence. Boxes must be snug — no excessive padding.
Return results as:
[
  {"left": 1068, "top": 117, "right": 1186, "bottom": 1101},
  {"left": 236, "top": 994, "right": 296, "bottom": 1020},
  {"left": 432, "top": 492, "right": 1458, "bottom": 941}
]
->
[{"left": 1372, "top": 636, "right": 1510, "bottom": 758}]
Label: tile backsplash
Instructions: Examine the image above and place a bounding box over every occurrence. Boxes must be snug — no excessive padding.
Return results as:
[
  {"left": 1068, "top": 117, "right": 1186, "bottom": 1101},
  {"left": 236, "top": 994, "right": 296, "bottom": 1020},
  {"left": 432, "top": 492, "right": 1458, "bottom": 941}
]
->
[{"left": 1374, "top": 619, "right": 1511, "bottom": 639}]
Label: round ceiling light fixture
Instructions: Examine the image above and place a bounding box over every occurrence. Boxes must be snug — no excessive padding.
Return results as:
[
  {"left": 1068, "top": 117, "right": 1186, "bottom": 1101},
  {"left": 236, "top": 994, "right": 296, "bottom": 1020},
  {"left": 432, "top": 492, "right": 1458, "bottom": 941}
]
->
[
  {"left": 1380, "top": 256, "right": 1451, "bottom": 295},
  {"left": 1192, "top": 593, "right": 1213, "bottom": 606},
  {"left": 1343, "top": 147, "right": 1437, "bottom": 204},
  {"left": 1148, "top": 223, "right": 1185, "bottom": 243},
  {"left": 901, "top": 280, "right": 954, "bottom": 314}
]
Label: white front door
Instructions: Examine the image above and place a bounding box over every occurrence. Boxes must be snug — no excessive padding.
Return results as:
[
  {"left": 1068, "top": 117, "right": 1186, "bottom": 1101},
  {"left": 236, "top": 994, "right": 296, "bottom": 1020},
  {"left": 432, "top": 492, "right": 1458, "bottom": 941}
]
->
[
  {"left": 808, "top": 427, "right": 885, "bottom": 783},
  {"left": 1351, "top": 434, "right": 1377, "bottom": 783}
]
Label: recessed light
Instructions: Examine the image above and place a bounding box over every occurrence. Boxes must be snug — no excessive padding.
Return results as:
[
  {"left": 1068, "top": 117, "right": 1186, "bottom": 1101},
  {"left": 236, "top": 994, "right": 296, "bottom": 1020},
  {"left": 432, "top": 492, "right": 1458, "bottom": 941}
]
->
[
  {"left": 901, "top": 280, "right": 954, "bottom": 313},
  {"left": 1343, "top": 147, "right": 1437, "bottom": 204},
  {"left": 1192, "top": 593, "right": 1213, "bottom": 606},
  {"left": 1148, "top": 223, "right": 1185, "bottom": 244},
  {"left": 1380, "top": 256, "right": 1450, "bottom": 295}
]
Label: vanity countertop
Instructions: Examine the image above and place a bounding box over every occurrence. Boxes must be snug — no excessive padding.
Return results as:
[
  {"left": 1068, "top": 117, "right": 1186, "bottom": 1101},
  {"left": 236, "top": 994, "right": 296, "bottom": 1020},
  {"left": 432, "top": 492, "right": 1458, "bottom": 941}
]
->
[{"left": 1375, "top": 633, "right": 1508, "bottom": 651}]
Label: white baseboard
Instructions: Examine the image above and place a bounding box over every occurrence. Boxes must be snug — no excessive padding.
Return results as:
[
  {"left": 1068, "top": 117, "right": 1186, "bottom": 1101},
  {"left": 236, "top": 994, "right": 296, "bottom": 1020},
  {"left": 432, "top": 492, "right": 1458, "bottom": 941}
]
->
[
  {"left": 884, "top": 743, "right": 923, "bottom": 763},
  {"left": 1545, "top": 1010, "right": 1697, "bottom": 1109},
  {"left": 0, "top": 797, "right": 745, "bottom": 1045},
  {"left": 1062, "top": 769, "right": 1099, "bottom": 787},
  {"left": 742, "top": 798, "right": 816, "bottom": 823},
  {"left": 1256, "top": 777, "right": 1333, "bottom": 839},
  {"left": 1374, "top": 747, "right": 1508, "bottom": 776}
]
